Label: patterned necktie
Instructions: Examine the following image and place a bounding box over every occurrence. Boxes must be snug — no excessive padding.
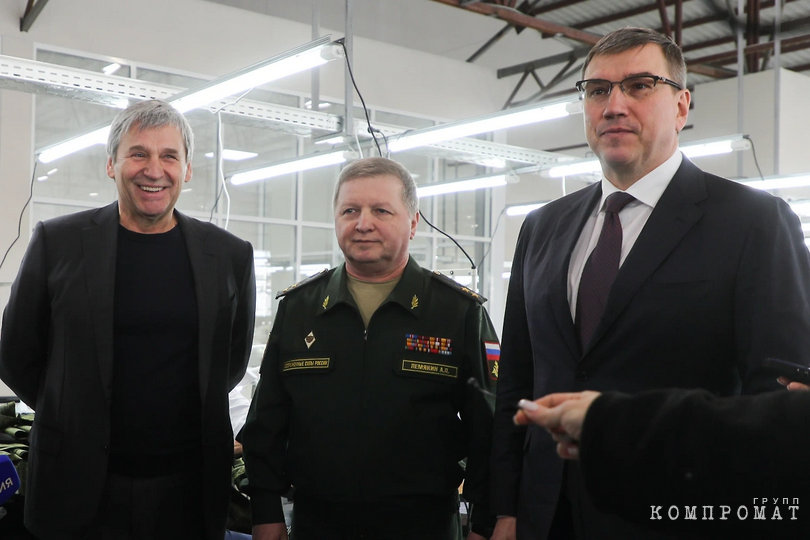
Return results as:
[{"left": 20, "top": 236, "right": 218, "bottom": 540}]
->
[{"left": 575, "top": 192, "right": 636, "bottom": 350}]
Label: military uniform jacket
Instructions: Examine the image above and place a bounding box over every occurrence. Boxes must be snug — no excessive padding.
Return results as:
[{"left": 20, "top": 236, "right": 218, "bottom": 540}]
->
[{"left": 243, "top": 256, "right": 499, "bottom": 529}]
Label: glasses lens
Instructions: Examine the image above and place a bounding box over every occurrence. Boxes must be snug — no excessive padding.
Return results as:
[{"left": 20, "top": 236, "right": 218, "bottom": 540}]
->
[
  {"left": 580, "top": 80, "right": 611, "bottom": 100},
  {"left": 623, "top": 76, "right": 657, "bottom": 99}
]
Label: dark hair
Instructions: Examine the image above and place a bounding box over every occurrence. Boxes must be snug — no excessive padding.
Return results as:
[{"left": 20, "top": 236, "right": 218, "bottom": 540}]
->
[
  {"left": 333, "top": 157, "right": 419, "bottom": 217},
  {"left": 582, "top": 27, "right": 687, "bottom": 88}
]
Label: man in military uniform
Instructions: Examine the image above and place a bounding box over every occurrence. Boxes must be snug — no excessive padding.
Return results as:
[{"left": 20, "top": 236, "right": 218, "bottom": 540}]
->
[{"left": 243, "top": 157, "right": 504, "bottom": 540}]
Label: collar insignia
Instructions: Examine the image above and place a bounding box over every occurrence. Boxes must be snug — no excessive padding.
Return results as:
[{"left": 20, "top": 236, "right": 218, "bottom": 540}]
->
[
  {"left": 411, "top": 295, "right": 419, "bottom": 309},
  {"left": 322, "top": 295, "right": 329, "bottom": 309}
]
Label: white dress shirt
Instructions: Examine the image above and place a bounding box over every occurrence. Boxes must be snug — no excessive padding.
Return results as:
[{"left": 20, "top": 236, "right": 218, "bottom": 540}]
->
[{"left": 567, "top": 150, "right": 683, "bottom": 320}]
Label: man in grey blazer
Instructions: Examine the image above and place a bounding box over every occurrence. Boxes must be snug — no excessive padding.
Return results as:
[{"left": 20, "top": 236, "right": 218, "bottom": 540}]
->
[
  {"left": 490, "top": 28, "right": 810, "bottom": 540},
  {"left": 0, "top": 99, "right": 256, "bottom": 538}
]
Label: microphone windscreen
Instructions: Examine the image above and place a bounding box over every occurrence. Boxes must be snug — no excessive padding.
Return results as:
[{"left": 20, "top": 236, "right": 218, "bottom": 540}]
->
[{"left": 0, "top": 455, "right": 21, "bottom": 505}]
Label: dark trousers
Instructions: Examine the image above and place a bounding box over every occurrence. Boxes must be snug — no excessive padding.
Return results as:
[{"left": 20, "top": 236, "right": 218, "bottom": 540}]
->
[
  {"left": 550, "top": 461, "right": 677, "bottom": 540},
  {"left": 87, "top": 470, "right": 205, "bottom": 539},
  {"left": 290, "top": 495, "right": 462, "bottom": 540}
]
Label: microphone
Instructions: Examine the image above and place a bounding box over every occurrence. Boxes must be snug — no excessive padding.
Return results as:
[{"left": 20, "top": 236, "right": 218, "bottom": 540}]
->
[{"left": 0, "top": 455, "right": 21, "bottom": 505}]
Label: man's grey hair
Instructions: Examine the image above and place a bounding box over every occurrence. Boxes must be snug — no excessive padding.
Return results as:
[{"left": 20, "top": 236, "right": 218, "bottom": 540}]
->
[
  {"left": 581, "top": 27, "right": 687, "bottom": 89},
  {"left": 107, "top": 99, "right": 195, "bottom": 162},
  {"left": 333, "top": 157, "right": 419, "bottom": 217}
]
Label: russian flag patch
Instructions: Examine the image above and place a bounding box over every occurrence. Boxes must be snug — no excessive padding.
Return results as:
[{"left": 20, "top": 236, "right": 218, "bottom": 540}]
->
[{"left": 485, "top": 341, "right": 500, "bottom": 380}]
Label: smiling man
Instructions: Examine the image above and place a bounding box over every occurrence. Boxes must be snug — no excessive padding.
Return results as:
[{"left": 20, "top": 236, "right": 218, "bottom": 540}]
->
[
  {"left": 243, "top": 157, "right": 505, "bottom": 540},
  {"left": 490, "top": 28, "right": 810, "bottom": 540},
  {"left": 0, "top": 99, "right": 256, "bottom": 538}
]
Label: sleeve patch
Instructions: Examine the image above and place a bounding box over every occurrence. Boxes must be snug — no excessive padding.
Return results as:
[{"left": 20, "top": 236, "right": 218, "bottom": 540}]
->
[{"left": 485, "top": 341, "right": 500, "bottom": 380}]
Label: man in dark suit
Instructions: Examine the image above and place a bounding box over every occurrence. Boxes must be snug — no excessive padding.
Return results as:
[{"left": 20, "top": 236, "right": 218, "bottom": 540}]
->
[
  {"left": 0, "top": 99, "right": 256, "bottom": 538},
  {"left": 490, "top": 27, "right": 810, "bottom": 540}
]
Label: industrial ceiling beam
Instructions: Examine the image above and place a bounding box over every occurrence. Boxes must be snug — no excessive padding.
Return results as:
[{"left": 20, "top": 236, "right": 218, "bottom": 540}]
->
[
  {"left": 688, "top": 33, "right": 810, "bottom": 65},
  {"left": 20, "top": 0, "right": 49, "bottom": 32},
  {"left": 431, "top": 0, "right": 603, "bottom": 45}
]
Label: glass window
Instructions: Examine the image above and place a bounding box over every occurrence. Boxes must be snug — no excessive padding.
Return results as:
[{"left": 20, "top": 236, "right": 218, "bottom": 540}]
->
[
  {"left": 301, "top": 227, "right": 339, "bottom": 279},
  {"left": 302, "top": 165, "right": 341, "bottom": 223}
]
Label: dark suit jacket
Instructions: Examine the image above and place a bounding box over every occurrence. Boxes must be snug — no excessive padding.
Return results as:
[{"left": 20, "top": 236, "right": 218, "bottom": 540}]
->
[
  {"left": 0, "top": 202, "right": 256, "bottom": 539},
  {"left": 580, "top": 388, "right": 810, "bottom": 538},
  {"left": 491, "top": 157, "right": 810, "bottom": 539}
]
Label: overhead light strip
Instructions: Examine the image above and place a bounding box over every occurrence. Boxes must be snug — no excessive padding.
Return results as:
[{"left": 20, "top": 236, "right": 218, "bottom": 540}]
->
[
  {"left": 387, "top": 96, "right": 579, "bottom": 154},
  {"left": 38, "top": 36, "right": 341, "bottom": 164},
  {"left": 230, "top": 150, "right": 355, "bottom": 186},
  {"left": 546, "top": 134, "right": 751, "bottom": 178},
  {"left": 416, "top": 173, "right": 515, "bottom": 198}
]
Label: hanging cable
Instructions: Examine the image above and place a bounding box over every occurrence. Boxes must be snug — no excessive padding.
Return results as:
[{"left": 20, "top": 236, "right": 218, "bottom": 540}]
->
[
  {"left": 419, "top": 210, "right": 475, "bottom": 270},
  {"left": 743, "top": 135, "right": 765, "bottom": 180},
  {"left": 476, "top": 206, "right": 506, "bottom": 269},
  {"left": 0, "top": 159, "right": 38, "bottom": 271},
  {"left": 215, "top": 111, "right": 231, "bottom": 230},
  {"left": 337, "top": 38, "right": 382, "bottom": 157}
]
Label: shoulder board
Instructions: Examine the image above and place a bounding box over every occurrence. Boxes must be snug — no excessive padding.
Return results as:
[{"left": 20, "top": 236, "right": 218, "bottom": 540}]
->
[
  {"left": 430, "top": 270, "right": 487, "bottom": 304},
  {"left": 276, "top": 269, "right": 330, "bottom": 299}
]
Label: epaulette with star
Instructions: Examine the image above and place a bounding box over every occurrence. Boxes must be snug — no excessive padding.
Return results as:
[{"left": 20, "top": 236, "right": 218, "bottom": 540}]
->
[
  {"left": 430, "top": 270, "right": 487, "bottom": 304},
  {"left": 276, "top": 269, "right": 330, "bottom": 299}
]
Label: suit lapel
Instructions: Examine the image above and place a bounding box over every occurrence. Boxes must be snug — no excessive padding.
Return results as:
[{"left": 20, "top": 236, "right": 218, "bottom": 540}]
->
[
  {"left": 81, "top": 203, "right": 120, "bottom": 406},
  {"left": 177, "top": 212, "right": 216, "bottom": 406},
  {"left": 583, "top": 158, "right": 707, "bottom": 357},
  {"left": 549, "top": 183, "right": 603, "bottom": 360}
]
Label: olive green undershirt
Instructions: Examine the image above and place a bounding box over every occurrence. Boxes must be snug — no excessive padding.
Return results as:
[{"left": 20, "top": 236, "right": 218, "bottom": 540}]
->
[{"left": 346, "top": 273, "right": 401, "bottom": 328}]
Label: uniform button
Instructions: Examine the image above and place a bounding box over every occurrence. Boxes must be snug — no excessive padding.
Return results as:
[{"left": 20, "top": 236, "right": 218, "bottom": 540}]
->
[
  {"left": 575, "top": 369, "right": 589, "bottom": 381},
  {"left": 103, "top": 445, "right": 109, "bottom": 454}
]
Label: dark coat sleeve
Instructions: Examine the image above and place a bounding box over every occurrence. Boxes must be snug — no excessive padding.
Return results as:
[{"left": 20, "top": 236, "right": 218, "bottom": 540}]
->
[
  {"left": 732, "top": 195, "right": 810, "bottom": 394},
  {"left": 580, "top": 389, "right": 810, "bottom": 536},
  {"left": 0, "top": 222, "right": 51, "bottom": 407},
  {"left": 490, "top": 219, "right": 535, "bottom": 517},
  {"left": 228, "top": 240, "right": 256, "bottom": 392}
]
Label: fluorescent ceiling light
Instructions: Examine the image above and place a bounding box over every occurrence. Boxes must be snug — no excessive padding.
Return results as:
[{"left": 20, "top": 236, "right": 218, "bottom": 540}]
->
[
  {"left": 39, "top": 126, "right": 110, "bottom": 164},
  {"left": 230, "top": 150, "right": 352, "bottom": 186},
  {"left": 388, "top": 96, "right": 577, "bottom": 153},
  {"left": 548, "top": 159, "right": 601, "bottom": 178},
  {"left": 204, "top": 149, "right": 258, "bottom": 161},
  {"left": 170, "top": 38, "right": 340, "bottom": 113},
  {"left": 315, "top": 135, "right": 346, "bottom": 145},
  {"left": 46, "top": 168, "right": 58, "bottom": 175},
  {"left": 102, "top": 63, "right": 121, "bottom": 75},
  {"left": 37, "top": 176, "right": 48, "bottom": 182},
  {"left": 416, "top": 174, "right": 512, "bottom": 198},
  {"left": 548, "top": 135, "right": 750, "bottom": 178},
  {"left": 741, "top": 174, "right": 810, "bottom": 191},
  {"left": 37, "top": 37, "right": 340, "bottom": 164},
  {"left": 507, "top": 202, "right": 547, "bottom": 216},
  {"left": 305, "top": 100, "right": 332, "bottom": 109}
]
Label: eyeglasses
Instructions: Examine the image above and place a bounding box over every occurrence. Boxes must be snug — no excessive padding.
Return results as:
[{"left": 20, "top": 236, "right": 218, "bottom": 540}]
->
[{"left": 575, "top": 75, "right": 683, "bottom": 102}]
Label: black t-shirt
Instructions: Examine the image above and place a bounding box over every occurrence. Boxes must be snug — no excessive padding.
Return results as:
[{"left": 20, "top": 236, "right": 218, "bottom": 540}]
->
[{"left": 110, "top": 224, "right": 202, "bottom": 476}]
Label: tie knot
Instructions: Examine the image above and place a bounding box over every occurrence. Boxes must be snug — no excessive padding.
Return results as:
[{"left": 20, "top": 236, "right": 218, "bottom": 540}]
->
[{"left": 605, "top": 192, "right": 635, "bottom": 214}]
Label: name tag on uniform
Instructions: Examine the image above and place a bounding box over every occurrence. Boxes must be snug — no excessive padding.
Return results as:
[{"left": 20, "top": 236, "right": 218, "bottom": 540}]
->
[
  {"left": 401, "top": 359, "right": 458, "bottom": 379},
  {"left": 283, "top": 358, "right": 331, "bottom": 372}
]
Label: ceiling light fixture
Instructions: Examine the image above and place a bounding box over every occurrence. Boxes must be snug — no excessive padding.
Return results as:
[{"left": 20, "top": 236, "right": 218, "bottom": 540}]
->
[
  {"left": 416, "top": 173, "right": 515, "bottom": 198},
  {"left": 547, "top": 134, "right": 751, "bottom": 178},
  {"left": 37, "top": 37, "right": 342, "bottom": 164},
  {"left": 230, "top": 150, "right": 354, "bottom": 186},
  {"left": 388, "top": 96, "right": 578, "bottom": 154},
  {"left": 506, "top": 202, "right": 548, "bottom": 216},
  {"left": 204, "top": 149, "right": 258, "bottom": 161}
]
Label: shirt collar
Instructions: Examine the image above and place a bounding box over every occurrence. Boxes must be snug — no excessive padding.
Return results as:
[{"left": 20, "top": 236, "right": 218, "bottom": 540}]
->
[
  {"left": 598, "top": 149, "right": 682, "bottom": 212},
  {"left": 318, "top": 256, "right": 426, "bottom": 318}
]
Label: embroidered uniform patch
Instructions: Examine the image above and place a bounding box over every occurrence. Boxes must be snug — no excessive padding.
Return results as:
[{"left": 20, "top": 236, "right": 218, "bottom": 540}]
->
[
  {"left": 283, "top": 358, "right": 331, "bottom": 372},
  {"left": 402, "top": 359, "right": 458, "bottom": 379},
  {"left": 405, "top": 334, "right": 452, "bottom": 356},
  {"left": 485, "top": 341, "right": 500, "bottom": 380}
]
